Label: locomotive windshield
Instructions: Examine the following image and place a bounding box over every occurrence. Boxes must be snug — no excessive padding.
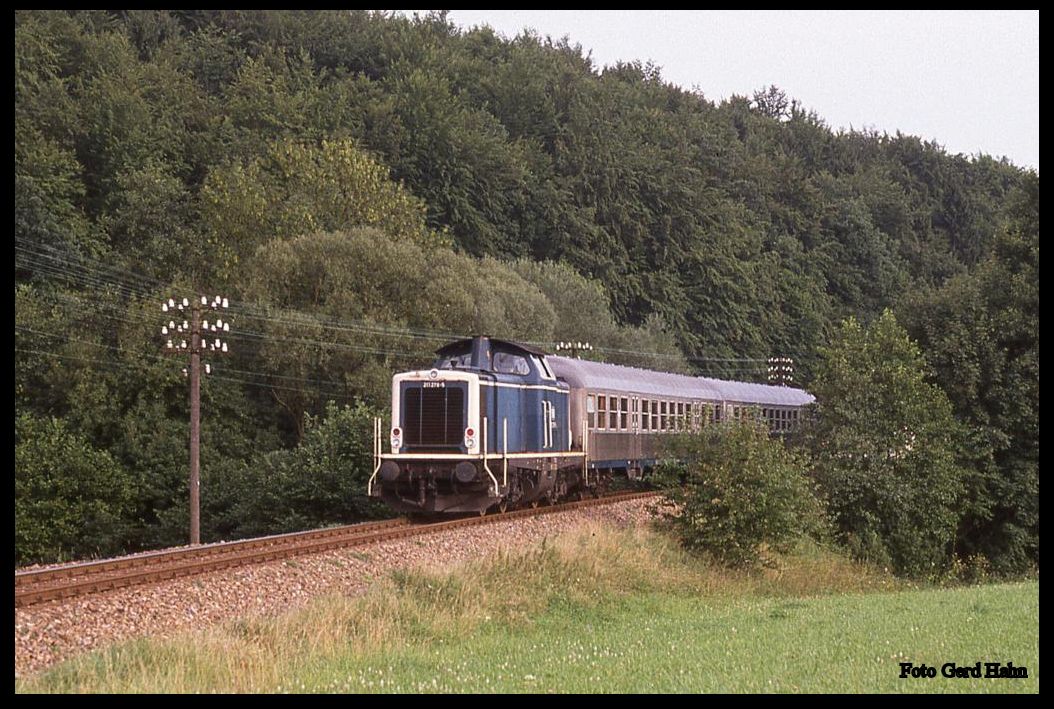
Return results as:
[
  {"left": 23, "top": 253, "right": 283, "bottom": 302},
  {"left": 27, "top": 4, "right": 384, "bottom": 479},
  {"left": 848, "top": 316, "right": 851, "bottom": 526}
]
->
[{"left": 438, "top": 352, "right": 472, "bottom": 369}]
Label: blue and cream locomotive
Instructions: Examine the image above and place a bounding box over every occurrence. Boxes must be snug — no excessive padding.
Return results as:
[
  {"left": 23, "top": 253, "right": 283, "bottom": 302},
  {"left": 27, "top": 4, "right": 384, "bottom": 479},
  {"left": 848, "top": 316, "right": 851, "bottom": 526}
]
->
[{"left": 368, "top": 336, "right": 814, "bottom": 515}]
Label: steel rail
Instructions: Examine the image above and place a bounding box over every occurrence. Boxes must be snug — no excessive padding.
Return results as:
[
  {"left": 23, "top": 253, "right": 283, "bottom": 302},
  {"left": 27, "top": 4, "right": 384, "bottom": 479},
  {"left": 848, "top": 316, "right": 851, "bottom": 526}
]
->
[{"left": 15, "top": 491, "right": 658, "bottom": 608}]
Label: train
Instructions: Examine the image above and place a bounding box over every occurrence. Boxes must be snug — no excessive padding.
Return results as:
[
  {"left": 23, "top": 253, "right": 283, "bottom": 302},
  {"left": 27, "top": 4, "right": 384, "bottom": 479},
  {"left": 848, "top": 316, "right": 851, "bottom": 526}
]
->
[{"left": 368, "top": 335, "right": 814, "bottom": 515}]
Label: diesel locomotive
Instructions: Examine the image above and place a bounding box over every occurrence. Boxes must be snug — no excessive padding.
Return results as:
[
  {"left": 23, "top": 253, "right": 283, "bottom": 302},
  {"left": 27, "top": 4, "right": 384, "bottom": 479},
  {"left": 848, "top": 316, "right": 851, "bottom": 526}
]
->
[{"left": 368, "top": 335, "right": 814, "bottom": 515}]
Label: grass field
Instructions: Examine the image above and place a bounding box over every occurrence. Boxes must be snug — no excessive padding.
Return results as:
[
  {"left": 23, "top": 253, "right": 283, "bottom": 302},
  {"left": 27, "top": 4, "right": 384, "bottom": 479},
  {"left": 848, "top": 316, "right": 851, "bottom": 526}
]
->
[{"left": 18, "top": 524, "right": 1038, "bottom": 693}]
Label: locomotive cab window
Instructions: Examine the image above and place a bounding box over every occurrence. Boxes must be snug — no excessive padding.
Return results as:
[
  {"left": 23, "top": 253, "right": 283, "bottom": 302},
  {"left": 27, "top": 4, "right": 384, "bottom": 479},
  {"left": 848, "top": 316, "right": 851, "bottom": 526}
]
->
[
  {"left": 494, "top": 352, "right": 531, "bottom": 376},
  {"left": 533, "top": 355, "right": 556, "bottom": 380},
  {"left": 440, "top": 352, "right": 472, "bottom": 369}
]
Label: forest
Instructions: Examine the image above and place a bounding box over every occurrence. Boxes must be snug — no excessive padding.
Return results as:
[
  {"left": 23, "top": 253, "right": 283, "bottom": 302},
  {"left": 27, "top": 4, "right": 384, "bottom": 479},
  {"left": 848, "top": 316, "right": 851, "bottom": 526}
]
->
[{"left": 14, "top": 11, "right": 1038, "bottom": 576}]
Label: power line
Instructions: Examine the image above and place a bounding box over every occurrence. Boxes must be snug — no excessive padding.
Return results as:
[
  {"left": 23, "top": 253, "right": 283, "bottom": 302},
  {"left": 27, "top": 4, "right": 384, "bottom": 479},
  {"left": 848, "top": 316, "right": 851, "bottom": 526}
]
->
[{"left": 17, "top": 240, "right": 814, "bottom": 369}]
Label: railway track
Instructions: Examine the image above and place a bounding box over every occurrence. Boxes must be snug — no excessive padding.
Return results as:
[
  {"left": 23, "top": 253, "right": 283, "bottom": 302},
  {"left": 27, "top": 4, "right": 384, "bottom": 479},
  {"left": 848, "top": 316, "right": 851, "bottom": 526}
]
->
[{"left": 15, "top": 490, "right": 658, "bottom": 608}]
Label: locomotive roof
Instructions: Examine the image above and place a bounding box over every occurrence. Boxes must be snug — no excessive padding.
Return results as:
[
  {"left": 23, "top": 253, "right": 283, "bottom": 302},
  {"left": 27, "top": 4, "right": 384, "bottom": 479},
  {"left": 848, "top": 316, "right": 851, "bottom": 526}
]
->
[
  {"left": 547, "top": 356, "right": 814, "bottom": 407},
  {"left": 435, "top": 337, "right": 548, "bottom": 358}
]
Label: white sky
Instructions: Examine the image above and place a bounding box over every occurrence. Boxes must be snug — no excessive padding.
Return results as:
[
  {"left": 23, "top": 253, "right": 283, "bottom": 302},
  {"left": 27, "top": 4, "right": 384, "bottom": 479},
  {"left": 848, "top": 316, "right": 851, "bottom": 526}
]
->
[{"left": 439, "top": 10, "right": 1038, "bottom": 171}]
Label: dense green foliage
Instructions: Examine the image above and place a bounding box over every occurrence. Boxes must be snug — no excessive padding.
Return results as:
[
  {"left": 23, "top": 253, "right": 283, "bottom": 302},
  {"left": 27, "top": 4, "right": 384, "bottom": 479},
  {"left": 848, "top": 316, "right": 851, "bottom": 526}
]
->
[
  {"left": 655, "top": 422, "right": 821, "bottom": 568},
  {"left": 803, "top": 312, "right": 965, "bottom": 577},
  {"left": 14, "top": 11, "right": 1037, "bottom": 572},
  {"left": 899, "top": 175, "right": 1039, "bottom": 575},
  {"left": 15, "top": 413, "right": 134, "bottom": 564}
]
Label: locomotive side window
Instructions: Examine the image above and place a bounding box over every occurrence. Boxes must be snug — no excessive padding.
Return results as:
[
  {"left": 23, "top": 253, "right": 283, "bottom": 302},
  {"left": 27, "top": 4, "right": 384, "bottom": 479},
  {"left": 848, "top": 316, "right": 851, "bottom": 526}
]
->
[
  {"left": 597, "top": 395, "right": 607, "bottom": 431},
  {"left": 494, "top": 352, "right": 531, "bottom": 376},
  {"left": 533, "top": 355, "right": 556, "bottom": 380},
  {"left": 587, "top": 395, "right": 596, "bottom": 430}
]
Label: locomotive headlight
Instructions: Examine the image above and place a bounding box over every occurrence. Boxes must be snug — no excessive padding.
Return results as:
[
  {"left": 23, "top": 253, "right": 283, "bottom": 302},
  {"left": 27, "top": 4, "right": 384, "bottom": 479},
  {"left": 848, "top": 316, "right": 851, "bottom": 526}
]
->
[{"left": 390, "top": 427, "right": 402, "bottom": 450}]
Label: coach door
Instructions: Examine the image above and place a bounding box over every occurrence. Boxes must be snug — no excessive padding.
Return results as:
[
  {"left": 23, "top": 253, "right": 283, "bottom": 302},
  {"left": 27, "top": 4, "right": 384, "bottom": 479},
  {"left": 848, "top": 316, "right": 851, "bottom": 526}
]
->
[{"left": 631, "top": 397, "right": 642, "bottom": 461}]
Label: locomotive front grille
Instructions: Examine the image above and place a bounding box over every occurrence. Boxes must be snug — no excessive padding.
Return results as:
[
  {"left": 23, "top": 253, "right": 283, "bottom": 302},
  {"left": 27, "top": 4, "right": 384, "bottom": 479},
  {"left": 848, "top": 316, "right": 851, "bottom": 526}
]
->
[{"left": 403, "top": 385, "right": 465, "bottom": 449}]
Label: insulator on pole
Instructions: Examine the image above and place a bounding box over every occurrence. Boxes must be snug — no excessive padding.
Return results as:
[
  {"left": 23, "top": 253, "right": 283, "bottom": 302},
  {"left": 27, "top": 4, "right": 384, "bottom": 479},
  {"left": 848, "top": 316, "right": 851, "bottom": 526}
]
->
[
  {"left": 223, "top": 323, "right": 229, "bottom": 332},
  {"left": 161, "top": 326, "right": 168, "bottom": 335},
  {"left": 221, "top": 342, "right": 228, "bottom": 353},
  {"left": 222, "top": 298, "right": 229, "bottom": 309}
]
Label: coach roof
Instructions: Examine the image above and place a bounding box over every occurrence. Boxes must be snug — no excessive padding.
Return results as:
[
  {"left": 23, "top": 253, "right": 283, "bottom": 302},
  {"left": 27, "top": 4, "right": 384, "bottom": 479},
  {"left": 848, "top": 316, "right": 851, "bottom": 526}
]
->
[
  {"left": 548, "top": 356, "right": 722, "bottom": 400},
  {"left": 548, "top": 356, "right": 814, "bottom": 406}
]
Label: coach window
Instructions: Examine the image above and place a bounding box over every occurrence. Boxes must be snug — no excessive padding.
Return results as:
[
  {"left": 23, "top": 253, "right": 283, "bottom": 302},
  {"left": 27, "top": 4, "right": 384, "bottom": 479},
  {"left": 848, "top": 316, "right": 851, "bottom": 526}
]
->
[
  {"left": 659, "top": 401, "right": 666, "bottom": 431},
  {"left": 609, "top": 396, "right": 618, "bottom": 430},
  {"left": 587, "top": 395, "right": 596, "bottom": 430},
  {"left": 620, "top": 397, "right": 629, "bottom": 430},
  {"left": 641, "top": 399, "right": 650, "bottom": 430},
  {"left": 597, "top": 395, "right": 607, "bottom": 431}
]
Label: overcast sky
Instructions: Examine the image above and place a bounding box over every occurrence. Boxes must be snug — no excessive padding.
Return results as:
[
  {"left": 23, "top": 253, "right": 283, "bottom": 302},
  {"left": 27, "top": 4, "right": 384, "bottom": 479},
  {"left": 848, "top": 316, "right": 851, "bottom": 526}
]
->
[{"left": 440, "top": 11, "right": 1038, "bottom": 171}]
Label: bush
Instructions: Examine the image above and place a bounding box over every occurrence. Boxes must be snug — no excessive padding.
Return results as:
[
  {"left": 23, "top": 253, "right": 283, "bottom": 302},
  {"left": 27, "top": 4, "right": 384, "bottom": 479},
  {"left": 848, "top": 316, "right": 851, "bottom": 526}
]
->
[
  {"left": 802, "top": 311, "right": 965, "bottom": 577},
  {"left": 654, "top": 421, "right": 822, "bottom": 568},
  {"left": 15, "top": 413, "right": 134, "bottom": 565},
  {"left": 223, "top": 400, "right": 391, "bottom": 537}
]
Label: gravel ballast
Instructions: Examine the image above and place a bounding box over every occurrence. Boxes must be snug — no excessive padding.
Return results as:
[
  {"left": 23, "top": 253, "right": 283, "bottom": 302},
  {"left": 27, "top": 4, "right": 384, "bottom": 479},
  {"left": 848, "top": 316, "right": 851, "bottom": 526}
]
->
[{"left": 15, "top": 497, "right": 661, "bottom": 677}]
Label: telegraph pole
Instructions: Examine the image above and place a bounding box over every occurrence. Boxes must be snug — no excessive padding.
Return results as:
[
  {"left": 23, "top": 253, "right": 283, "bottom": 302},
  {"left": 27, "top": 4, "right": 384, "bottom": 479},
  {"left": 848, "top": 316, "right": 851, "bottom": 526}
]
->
[
  {"left": 555, "top": 341, "right": 593, "bottom": 359},
  {"left": 162, "top": 295, "right": 230, "bottom": 545}
]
